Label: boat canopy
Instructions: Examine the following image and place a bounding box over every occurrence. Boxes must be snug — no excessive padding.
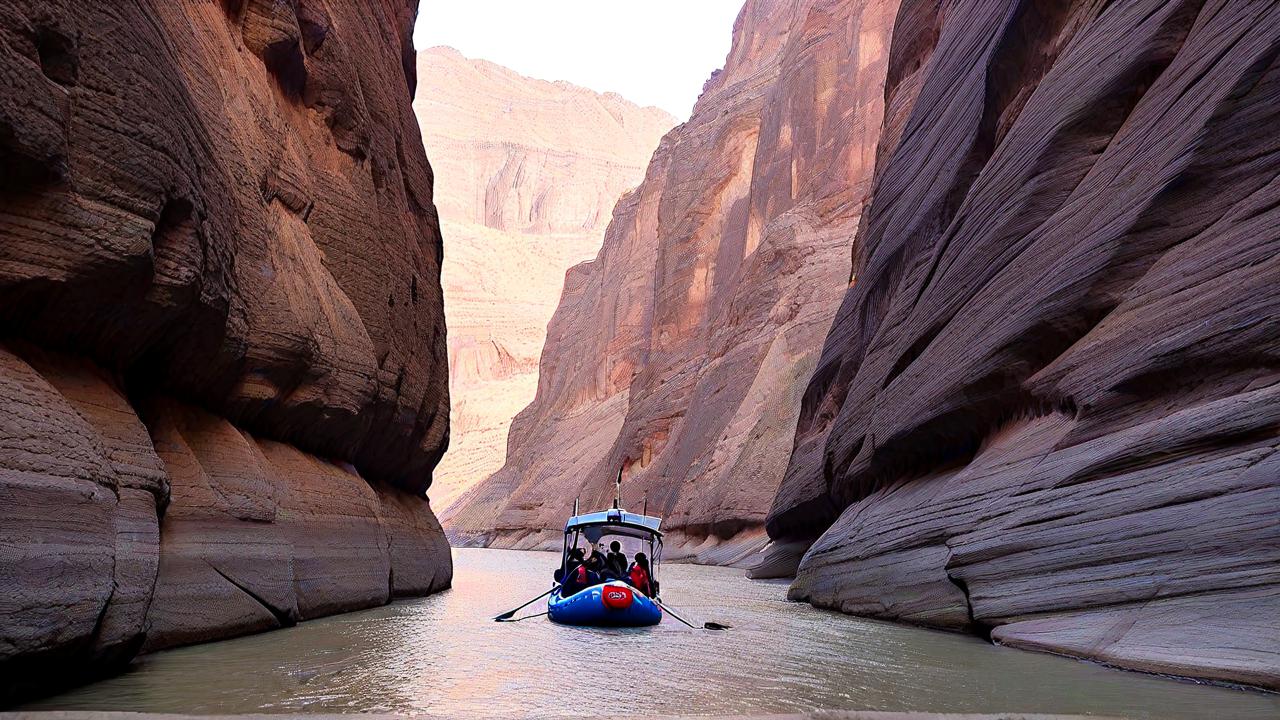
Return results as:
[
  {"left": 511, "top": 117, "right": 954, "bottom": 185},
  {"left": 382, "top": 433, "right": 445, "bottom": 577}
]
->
[{"left": 564, "top": 509, "right": 662, "bottom": 540}]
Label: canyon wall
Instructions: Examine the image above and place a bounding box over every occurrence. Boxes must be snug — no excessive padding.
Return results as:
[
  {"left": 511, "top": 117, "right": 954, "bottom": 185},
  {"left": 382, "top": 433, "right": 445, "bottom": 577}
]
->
[
  {"left": 445, "top": 0, "right": 900, "bottom": 563},
  {"left": 0, "top": 0, "right": 450, "bottom": 702},
  {"left": 414, "top": 47, "right": 674, "bottom": 510},
  {"left": 768, "top": 0, "right": 1280, "bottom": 690}
]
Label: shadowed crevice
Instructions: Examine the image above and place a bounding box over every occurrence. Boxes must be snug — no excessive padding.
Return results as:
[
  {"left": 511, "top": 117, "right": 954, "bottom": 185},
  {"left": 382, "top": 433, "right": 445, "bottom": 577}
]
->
[
  {"left": 206, "top": 561, "right": 297, "bottom": 627},
  {"left": 947, "top": 572, "right": 993, "bottom": 642}
]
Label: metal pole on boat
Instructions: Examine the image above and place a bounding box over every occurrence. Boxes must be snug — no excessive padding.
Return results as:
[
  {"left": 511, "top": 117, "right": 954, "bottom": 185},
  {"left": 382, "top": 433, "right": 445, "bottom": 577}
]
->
[{"left": 614, "top": 465, "right": 623, "bottom": 509}]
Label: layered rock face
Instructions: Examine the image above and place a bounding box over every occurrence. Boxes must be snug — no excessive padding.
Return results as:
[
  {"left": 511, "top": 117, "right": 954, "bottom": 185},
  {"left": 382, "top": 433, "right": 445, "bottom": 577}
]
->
[
  {"left": 769, "top": 0, "right": 1280, "bottom": 690},
  {"left": 0, "top": 0, "right": 450, "bottom": 701},
  {"left": 414, "top": 47, "right": 674, "bottom": 509},
  {"left": 445, "top": 0, "right": 900, "bottom": 563}
]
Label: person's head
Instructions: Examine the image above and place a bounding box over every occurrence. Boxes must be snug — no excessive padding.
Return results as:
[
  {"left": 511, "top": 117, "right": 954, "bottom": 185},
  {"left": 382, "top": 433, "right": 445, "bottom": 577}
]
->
[
  {"left": 610, "top": 541, "right": 621, "bottom": 553},
  {"left": 587, "top": 554, "right": 604, "bottom": 570},
  {"left": 634, "top": 552, "right": 649, "bottom": 569},
  {"left": 570, "top": 548, "right": 584, "bottom": 561}
]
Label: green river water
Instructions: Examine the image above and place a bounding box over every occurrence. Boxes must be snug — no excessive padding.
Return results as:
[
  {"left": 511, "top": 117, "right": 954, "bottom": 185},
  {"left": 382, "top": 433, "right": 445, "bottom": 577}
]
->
[{"left": 25, "top": 548, "right": 1280, "bottom": 718}]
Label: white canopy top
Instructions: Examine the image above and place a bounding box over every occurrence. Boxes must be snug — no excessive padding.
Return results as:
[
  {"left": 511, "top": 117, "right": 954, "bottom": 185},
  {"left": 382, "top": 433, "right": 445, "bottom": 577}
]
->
[{"left": 564, "top": 508, "right": 662, "bottom": 539}]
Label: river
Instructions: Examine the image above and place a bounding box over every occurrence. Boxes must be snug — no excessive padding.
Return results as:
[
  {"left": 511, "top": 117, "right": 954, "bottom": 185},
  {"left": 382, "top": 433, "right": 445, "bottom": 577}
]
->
[{"left": 24, "top": 548, "right": 1279, "bottom": 718}]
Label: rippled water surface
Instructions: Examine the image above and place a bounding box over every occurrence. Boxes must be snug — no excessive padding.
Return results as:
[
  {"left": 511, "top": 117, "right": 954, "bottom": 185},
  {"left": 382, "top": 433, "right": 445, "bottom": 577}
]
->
[{"left": 29, "top": 548, "right": 1279, "bottom": 718}]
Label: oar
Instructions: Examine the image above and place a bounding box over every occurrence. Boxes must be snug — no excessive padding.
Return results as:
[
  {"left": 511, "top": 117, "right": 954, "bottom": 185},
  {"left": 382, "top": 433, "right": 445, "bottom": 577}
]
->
[
  {"left": 508, "top": 610, "right": 549, "bottom": 622},
  {"left": 494, "top": 584, "right": 559, "bottom": 622},
  {"left": 654, "top": 596, "right": 730, "bottom": 630}
]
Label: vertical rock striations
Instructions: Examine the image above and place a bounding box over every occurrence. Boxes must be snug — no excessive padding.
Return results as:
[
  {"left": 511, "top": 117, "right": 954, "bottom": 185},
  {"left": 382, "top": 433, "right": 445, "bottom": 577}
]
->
[
  {"left": 413, "top": 47, "right": 674, "bottom": 510},
  {"left": 769, "top": 0, "right": 1280, "bottom": 690},
  {"left": 0, "top": 0, "right": 450, "bottom": 701},
  {"left": 445, "top": 0, "right": 900, "bottom": 564}
]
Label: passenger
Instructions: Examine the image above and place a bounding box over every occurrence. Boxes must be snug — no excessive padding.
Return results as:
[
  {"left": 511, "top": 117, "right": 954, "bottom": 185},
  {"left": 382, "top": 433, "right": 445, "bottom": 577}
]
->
[
  {"left": 560, "top": 548, "right": 587, "bottom": 595},
  {"left": 565, "top": 547, "right": 585, "bottom": 575},
  {"left": 627, "top": 552, "right": 653, "bottom": 597},
  {"left": 605, "top": 541, "right": 627, "bottom": 578},
  {"left": 586, "top": 549, "right": 606, "bottom": 579}
]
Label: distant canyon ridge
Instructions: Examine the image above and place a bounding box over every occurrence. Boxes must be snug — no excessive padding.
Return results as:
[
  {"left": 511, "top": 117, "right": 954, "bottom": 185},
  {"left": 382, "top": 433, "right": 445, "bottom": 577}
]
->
[
  {"left": 414, "top": 46, "right": 675, "bottom": 511},
  {"left": 445, "top": 0, "right": 897, "bottom": 564},
  {"left": 443, "top": 0, "right": 1279, "bottom": 692}
]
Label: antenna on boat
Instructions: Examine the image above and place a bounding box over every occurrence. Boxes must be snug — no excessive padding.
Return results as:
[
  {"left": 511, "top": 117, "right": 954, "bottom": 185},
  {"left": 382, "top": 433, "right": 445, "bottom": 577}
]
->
[
  {"left": 613, "top": 465, "right": 623, "bottom": 509},
  {"left": 573, "top": 496, "right": 579, "bottom": 516},
  {"left": 643, "top": 491, "right": 648, "bottom": 517}
]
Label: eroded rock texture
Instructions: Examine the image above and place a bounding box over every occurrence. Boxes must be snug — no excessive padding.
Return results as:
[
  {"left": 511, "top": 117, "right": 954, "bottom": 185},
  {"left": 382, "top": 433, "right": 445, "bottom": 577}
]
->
[
  {"left": 445, "top": 0, "right": 900, "bottom": 563},
  {"left": 0, "top": 0, "right": 450, "bottom": 701},
  {"left": 414, "top": 47, "right": 674, "bottom": 510},
  {"left": 769, "top": 0, "right": 1280, "bottom": 690}
]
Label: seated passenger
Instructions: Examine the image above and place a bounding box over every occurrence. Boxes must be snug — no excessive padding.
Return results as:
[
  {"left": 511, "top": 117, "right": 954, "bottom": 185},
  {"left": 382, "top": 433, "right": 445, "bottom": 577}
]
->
[
  {"left": 605, "top": 541, "right": 627, "bottom": 578},
  {"left": 559, "top": 548, "right": 587, "bottom": 594},
  {"left": 627, "top": 552, "right": 653, "bottom": 597},
  {"left": 564, "top": 547, "right": 585, "bottom": 575},
  {"left": 586, "top": 550, "right": 606, "bottom": 579},
  {"left": 588, "top": 543, "right": 609, "bottom": 571}
]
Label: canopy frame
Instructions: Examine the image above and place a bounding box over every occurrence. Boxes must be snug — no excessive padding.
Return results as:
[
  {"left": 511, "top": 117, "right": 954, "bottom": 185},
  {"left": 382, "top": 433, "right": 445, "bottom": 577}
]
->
[{"left": 558, "top": 507, "right": 664, "bottom": 588}]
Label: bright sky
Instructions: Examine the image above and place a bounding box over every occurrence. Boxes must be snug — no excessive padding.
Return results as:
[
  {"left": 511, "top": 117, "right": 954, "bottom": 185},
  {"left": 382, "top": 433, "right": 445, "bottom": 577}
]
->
[{"left": 413, "top": 0, "right": 746, "bottom": 120}]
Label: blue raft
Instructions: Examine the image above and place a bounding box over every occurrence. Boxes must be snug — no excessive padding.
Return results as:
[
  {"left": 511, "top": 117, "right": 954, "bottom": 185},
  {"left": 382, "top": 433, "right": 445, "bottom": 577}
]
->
[
  {"left": 548, "top": 580, "right": 662, "bottom": 627},
  {"left": 548, "top": 505, "right": 665, "bottom": 628}
]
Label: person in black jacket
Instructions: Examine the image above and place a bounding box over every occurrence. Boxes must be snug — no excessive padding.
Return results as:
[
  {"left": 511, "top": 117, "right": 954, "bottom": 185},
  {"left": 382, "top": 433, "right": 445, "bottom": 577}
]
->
[
  {"left": 605, "top": 540, "right": 628, "bottom": 579},
  {"left": 586, "top": 548, "right": 606, "bottom": 578}
]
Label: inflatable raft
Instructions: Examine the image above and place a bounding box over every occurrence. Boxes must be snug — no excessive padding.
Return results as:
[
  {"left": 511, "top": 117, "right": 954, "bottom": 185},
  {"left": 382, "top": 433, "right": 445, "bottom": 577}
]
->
[
  {"left": 549, "top": 580, "right": 662, "bottom": 627},
  {"left": 547, "top": 504, "right": 666, "bottom": 628}
]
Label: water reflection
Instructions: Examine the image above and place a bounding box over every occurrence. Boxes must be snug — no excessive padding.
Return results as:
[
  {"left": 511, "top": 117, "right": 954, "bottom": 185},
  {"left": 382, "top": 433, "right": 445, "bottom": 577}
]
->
[{"left": 25, "top": 548, "right": 1280, "bottom": 718}]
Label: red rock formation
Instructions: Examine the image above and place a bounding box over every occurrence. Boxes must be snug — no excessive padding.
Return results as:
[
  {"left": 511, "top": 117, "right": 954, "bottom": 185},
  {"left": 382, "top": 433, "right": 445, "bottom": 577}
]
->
[
  {"left": 414, "top": 47, "right": 674, "bottom": 510},
  {"left": 417, "top": 46, "right": 676, "bottom": 236},
  {"left": 0, "top": 0, "right": 450, "bottom": 700},
  {"left": 768, "top": 0, "right": 1280, "bottom": 690},
  {"left": 445, "top": 0, "right": 900, "bottom": 563}
]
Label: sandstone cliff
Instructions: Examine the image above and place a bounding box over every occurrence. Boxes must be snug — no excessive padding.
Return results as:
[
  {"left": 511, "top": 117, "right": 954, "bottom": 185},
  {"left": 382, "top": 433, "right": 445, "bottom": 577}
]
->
[
  {"left": 444, "top": 0, "right": 900, "bottom": 563},
  {"left": 413, "top": 47, "right": 674, "bottom": 509},
  {"left": 0, "top": 0, "right": 450, "bottom": 701},
  {"left": 767, "top": 0, "right": 1280, "bottom": 690}
]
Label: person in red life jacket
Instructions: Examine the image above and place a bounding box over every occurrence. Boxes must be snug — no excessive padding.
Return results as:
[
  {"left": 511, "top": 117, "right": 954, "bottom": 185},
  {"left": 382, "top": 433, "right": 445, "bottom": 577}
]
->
[
  {"left": 563, "top": 548, "right": 606, "bottom": 597},
  {"left": 559, "top": 548, "right": 589, "bottom": 595},
  {"left": 627, "top": 552, "right": 653, "bottom": 597}
]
